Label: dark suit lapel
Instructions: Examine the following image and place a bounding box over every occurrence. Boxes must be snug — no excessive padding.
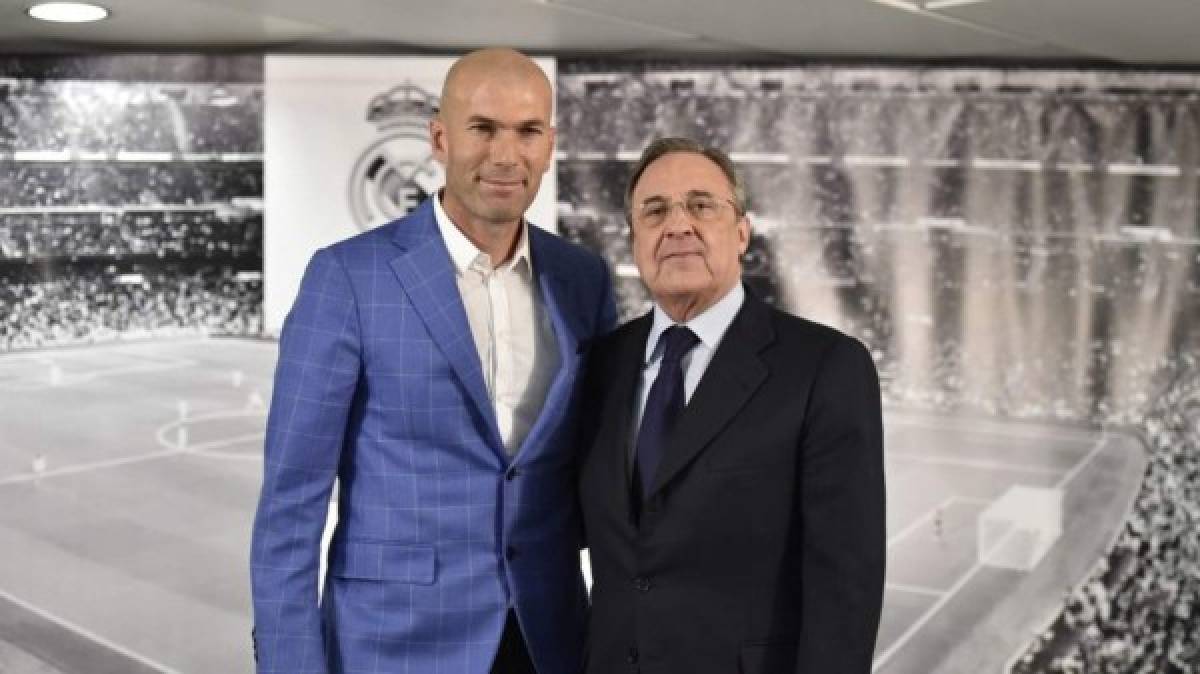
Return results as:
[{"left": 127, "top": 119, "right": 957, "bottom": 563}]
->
[
  {"left": 386, "top": 200, "right": 503, "bottom": 456},
  {"left": 647, "top": 294, "right": 773, "bottom": 498}
]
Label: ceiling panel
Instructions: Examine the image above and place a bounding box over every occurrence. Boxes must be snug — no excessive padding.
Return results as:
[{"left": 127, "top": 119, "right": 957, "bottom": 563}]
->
[
  {"left": 0, "top": 0, "right": 329, "bottom": 48},
  {"left": 182, "top": 0, "right": 702, "bottom": 52},
  {"left": 938, "top": 0, "right": 1200, "bottom": 65},
  {"left": 549, "top": 0, "right": 1088, "bottom": 59},
  {"left": 0, "top": 0, "right": 1196, "bottom": 64}
]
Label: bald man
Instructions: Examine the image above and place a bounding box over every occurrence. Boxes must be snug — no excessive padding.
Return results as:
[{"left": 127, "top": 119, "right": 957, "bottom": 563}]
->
[{"left": 250, "top": 48, "right": 616, "bottom": 674}]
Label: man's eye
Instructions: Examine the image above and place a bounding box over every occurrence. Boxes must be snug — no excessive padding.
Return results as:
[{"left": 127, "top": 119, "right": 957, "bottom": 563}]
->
[
  {"left": 642, "top": 204, "right": 667, "bottom": 219},
  {"left": 690, "top": 199, "right": 718, "bottom": 216}
]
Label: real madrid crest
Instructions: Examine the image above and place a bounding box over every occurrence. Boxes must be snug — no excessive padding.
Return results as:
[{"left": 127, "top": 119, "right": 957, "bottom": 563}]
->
[{"left": 348, "top": 81, "right": 445, "bottom": 231}]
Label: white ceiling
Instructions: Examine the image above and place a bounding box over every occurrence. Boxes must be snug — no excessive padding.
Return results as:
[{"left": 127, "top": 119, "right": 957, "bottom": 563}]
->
[{"left": 0, "top": 0, "right": 1195, "bottom": 66}]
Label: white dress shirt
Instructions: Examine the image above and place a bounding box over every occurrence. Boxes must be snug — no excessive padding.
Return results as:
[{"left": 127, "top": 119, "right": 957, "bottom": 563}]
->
[
  {"left": 631, "top": 282, "right": 745, "bottom": 446},
  {"left": 434, "top": 195, "right": 559, "bottom": 455}
]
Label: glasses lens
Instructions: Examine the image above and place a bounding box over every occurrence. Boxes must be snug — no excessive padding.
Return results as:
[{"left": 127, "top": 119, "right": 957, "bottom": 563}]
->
[
  {"left": 639, "top": 201, "right": 667, "bottom": 226},
  {"left": 687, "top": 195, "right": 721, "bottom": 221}
]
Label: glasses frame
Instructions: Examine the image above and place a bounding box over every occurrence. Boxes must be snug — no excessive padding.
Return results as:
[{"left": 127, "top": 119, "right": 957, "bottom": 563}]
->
[{"left": 632, "top": 192, "right": 741, "bottom": 229}]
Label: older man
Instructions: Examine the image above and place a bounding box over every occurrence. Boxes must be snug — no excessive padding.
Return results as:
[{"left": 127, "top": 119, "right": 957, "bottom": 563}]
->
[
  {"left": 251, "top": 49, "right": 615, "bottom": 674},
  {"left": 578, "top": 137, "right": 885, "bottom": 674}
]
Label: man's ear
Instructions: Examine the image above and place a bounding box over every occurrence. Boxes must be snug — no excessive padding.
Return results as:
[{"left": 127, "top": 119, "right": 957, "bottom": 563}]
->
[
  {"left": 429, "top": 116, "right": 448, "bottom": 165},
  {"left": 541, "top": 126, "right": 557, "bottom": 173}
]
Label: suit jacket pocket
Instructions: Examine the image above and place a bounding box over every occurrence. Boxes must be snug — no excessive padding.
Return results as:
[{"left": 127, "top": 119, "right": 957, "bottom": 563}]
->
[
  {"left": 739, "top": 637, "right": 797, "bottom": 674},
  {"left": 329, "top": 541, "right": 436, "bottom": 585}
]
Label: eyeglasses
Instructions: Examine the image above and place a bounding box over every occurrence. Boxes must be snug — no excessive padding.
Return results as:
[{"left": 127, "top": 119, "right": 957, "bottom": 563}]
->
[{"left": 633, "top": 193, "right": 739, "bottom": 228}]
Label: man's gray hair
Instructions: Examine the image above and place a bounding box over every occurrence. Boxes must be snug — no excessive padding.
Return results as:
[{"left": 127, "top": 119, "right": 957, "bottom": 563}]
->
[{"left": 624, "top": 137, "right": 747, "bottom": 224}]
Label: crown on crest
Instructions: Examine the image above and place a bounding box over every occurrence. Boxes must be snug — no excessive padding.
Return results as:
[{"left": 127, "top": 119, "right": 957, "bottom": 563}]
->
[{"left": 366, "top": 81, "right": 439, "bottom": 130}]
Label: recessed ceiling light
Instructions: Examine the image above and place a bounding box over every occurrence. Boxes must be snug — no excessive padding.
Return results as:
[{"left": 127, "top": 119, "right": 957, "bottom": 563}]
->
[
  {"left": 27, "top": 2, "right": 110, "bottom": 23},
  {"left": 869, "top": 0, "right": 990, "bottom": 10}
]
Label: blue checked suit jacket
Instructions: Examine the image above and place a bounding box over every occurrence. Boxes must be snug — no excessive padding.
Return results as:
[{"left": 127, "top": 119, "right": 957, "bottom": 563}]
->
[{"left": 250, "top": 198, "right": 616, "bottom": 674}]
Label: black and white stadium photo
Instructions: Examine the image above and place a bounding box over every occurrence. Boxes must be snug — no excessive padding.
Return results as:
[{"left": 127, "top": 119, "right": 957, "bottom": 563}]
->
[{"left": 2, "top": 3, "right": 1200, "bottom": 674}]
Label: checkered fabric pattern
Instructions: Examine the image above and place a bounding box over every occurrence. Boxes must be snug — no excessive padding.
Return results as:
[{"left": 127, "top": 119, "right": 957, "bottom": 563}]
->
[{"left": 250, "top": 199, "right": 616, "bottom": 674}]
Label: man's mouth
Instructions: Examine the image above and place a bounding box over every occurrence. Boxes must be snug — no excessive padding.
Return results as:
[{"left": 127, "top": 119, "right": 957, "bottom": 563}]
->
[
  {"left": 480, "top": 177, "right": 523, "bottom": 188},
  {"left": 660, "top": 251, "right": 702, "bottom": 261}
]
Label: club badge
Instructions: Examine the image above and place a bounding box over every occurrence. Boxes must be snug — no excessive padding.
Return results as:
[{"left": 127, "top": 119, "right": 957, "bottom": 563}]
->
[{"left": 347, "top": 81, "right": 444, "bottom": 231}]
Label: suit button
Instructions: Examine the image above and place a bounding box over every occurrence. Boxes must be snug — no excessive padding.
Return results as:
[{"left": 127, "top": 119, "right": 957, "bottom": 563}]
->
[
  {"left": 632, "top": 576, "right": 651, "bottom": 592},
  {"left": 626, "top": 647, "right": 639, "bottom": 664},
  {"left": 506, "top": 546, "right": 518, "bottom": 561}
]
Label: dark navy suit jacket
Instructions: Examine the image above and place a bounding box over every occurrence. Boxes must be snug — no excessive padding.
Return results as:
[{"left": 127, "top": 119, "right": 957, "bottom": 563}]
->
[{"left": 578, "top": 293, "right": 885, "bottom": 674}]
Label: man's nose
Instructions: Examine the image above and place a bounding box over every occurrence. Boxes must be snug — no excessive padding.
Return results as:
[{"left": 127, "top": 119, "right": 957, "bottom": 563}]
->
[
  {"left": 663, "top": 202, "right": 696, "bottom": 236},
  {"left": 490, "top": 131, "right": 519, "bottom": 166}
]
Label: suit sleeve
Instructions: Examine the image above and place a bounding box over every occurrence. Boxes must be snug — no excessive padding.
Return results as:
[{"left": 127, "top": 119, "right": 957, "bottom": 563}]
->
[
  {"left": 576, "top": 254, "right": 617, "bottom": 553},
  {"left": 796, "top": 336, "right": 886, "bottom": 674},
  {"left": 594, "top": 254, "right": 618, "bottom": 335},
  {"left": 250, "top": 248, "right": 362, "bottom": 673}
]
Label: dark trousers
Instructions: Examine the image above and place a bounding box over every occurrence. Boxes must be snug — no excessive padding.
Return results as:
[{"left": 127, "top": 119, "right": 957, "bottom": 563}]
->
[{"left": 490, "top": 610, "right": 537, "bottom": 674}]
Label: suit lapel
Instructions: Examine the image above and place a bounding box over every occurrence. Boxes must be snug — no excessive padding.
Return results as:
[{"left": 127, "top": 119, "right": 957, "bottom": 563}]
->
[
  {"left": 386, "top": 201, "right": 503, "bottom": 456},
  {"left": 515, "top": 228, "right": 580, "bottom": 462},
  {"left": 647, "top": 294, "right": 772, "bottom": 498}
]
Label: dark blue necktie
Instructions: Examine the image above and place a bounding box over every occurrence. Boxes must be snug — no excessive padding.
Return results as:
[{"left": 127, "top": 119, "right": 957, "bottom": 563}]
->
[{"left": 634, "top": 325, "right": 699, "bottom": 501}]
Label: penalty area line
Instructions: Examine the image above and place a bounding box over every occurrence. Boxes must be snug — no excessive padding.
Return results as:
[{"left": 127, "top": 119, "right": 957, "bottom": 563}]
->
[{"left": 0, "top": 585, "right": 181, "bottom": 673}]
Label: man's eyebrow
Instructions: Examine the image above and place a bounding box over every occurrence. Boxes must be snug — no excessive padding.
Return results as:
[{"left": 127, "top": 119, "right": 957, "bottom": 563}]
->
[
  {"left": 639, "top": 189, "right": 717, "bottom": 203},
  {"left": 464, "top": 115, "right": 547, "bottom": 128},
  {"left": 637, "top": 195, "right": 670, "bottom": 205}
]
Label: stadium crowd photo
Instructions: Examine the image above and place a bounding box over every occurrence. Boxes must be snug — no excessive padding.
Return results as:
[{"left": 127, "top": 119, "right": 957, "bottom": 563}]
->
[
  {"left": 0, "top": 73, "right": 263, "bottom": 351},
  {"left": 0, "top": 52, "right": 1197, "bottom": 673}
]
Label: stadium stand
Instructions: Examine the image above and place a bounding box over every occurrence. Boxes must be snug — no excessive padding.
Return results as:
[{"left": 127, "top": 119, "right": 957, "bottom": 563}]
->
[
  {"left": 0, "top": 212, "right": 261, "bottom": 259},
  {"left": 1012, "top": 360, "right": 1200, "bottom": 673},
  {"left": 0, "top": 163, "right": 261, "bottom": 207},
  {"left": 557, "top": 70, "right": 1200, "bottom": 673},
  {"left": 0, "top": 262, "right": 262, "bottom": 350},
  {"left": 0, "top": 76, "right": 263, "bottom": 351}
]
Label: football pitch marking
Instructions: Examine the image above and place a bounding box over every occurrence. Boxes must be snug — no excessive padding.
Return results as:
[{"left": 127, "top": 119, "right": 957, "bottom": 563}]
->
[
  {"left": 0, "top": 352, "right": 196, "bottom": 392},
  {"left": 872, "top": 431, "right": 1112, "bottom": 672},
  {"left": 0, "top": 408, "right": 266, "bottom": 486},
  {"left": 886, "top": 495, "right": 990, "bottom": 550},
  {"left": 0, "top": 585, "right": 181, "bottom": 673},
  {"left": 888, "top": 496, "right": 956, "bottom": 549},
  {"left": 0, "top": 447, "right": 190, "bottom": 486},
  {"left": 155, "top": 409, "right": 266, "bottom": 459},
  {"left": 1000, "top": 431, "right": 1124, "bottom": 672},
  {"left": 873, "top": 526, "right": 1024, "bottom": 671},
  {"left": 1057, "top": 430, "right": 1110, "bottom": 488},
  {"left": 887, "top": 582, "right": 947, "bottom": 598},
  {"left": 887, "top": 414, "right": 1097, "bottom": 446},
  {"left": 888, "top": 452, "right": 1065, "bottom": 477},
  {"left": 187, "top": 445, "right": 264, "bottom": 462}
]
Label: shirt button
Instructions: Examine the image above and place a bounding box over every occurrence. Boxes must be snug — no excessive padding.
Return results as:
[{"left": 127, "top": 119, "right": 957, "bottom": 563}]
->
[
  {"left": 626, "top": 647, "right": 639, "bottom": 664},
  {"left": 632, "top": 576, "right": 651, "bottom": 592}
]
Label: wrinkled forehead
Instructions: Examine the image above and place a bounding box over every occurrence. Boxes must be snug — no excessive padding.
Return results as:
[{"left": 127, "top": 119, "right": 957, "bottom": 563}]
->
[
  {"left": 637, "top": 190, "right": 720, "bottom": 205},
  {"left": 632, "top": 151, "right": 734, "bottom": 202}
]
